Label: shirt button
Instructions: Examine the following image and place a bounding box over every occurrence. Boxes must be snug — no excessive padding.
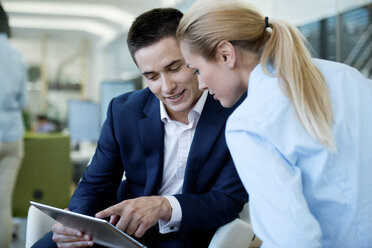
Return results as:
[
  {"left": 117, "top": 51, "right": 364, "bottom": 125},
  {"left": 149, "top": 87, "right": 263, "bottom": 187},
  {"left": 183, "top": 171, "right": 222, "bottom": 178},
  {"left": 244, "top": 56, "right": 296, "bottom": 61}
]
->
[{"left": 170, "top": 226, "right": 174, "bottom": 230}]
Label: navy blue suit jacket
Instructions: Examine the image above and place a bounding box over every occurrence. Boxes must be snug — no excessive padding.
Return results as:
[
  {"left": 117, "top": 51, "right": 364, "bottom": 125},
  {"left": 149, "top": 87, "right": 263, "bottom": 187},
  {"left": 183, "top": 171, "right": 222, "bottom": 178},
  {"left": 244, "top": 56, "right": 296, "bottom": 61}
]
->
[{"left": 33, "top": 88, "right": 248, "bottom": 248}]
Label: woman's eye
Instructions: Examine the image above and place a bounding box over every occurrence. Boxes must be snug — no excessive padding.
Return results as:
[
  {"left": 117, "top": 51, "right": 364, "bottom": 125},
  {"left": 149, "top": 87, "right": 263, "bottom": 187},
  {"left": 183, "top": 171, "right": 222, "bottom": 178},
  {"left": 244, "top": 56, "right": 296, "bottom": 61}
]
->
[{"left": 192, "top": 69, "right": 199, "bottom": 75}]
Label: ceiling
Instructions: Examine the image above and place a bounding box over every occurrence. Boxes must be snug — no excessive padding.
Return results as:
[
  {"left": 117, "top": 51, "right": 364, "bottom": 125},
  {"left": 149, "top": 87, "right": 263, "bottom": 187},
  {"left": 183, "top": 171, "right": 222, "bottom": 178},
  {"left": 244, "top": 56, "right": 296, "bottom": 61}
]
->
[
  {"left": 2, "top": 0, "right": 371, "bottom": 81},
  {"left": 2, "top": 0, "right": 200, "bottom": 79},
  {"left": 4, "top": 0, "right": 372, "bottom": 46},
  {"left": 3, "top": 0, "right": 193, "bottom": 45}
]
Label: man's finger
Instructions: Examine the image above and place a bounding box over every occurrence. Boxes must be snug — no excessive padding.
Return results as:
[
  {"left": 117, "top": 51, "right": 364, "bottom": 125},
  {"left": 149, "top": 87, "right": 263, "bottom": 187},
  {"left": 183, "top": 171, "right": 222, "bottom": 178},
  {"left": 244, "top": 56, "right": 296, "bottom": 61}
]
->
[
  {"left": 95, "top": 203, "right": 122, "bottom": 219},
  {"left": 115, "top": 214, "right": 132, "bottom": 233},
  {"left": 52, "top": 223, "right": 83, "bottom": 237},
  {"left": 110, "top": 215, "right": 120, "bottom": 225},
  {"left": 123, "top": 218, "right": 141, "bottom": 236},
  {"left": 52, "top": 233, "right": 90, "bottom": 243},
  {"left": 134, "top": 224, "right": 148, "bottom": 238}
]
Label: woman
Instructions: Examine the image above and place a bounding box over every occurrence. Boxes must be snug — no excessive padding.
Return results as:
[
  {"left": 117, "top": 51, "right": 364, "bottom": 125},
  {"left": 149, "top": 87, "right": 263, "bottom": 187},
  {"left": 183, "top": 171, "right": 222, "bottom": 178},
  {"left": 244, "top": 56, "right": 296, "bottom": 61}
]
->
[{"left": 177, "top": 0, "right": 372, "bottom": 247}]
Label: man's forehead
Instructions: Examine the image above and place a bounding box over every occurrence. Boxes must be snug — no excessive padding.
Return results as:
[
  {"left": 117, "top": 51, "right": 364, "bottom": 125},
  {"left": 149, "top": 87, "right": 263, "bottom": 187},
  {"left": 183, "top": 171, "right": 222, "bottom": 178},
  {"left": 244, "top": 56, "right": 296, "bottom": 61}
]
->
[{"left": 134, "top": 38, "right": 184, "bottom": 73}]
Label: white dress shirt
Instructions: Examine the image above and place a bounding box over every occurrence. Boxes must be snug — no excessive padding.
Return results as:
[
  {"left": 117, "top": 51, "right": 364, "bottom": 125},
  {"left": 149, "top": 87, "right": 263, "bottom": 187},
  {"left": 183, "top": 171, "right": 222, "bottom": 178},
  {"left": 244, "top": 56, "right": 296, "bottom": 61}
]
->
[{"left": 157, "top": 90, "right": 208, "bottom": 233}]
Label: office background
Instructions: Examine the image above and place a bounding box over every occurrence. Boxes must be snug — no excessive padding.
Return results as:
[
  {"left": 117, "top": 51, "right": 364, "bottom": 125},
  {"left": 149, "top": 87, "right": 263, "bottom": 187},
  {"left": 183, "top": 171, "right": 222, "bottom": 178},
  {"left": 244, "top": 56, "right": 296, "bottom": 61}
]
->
[
  {"left": 2, "top": 0, "right": 371, "bottom": 138},
  {"left": 2, "top": 0, "right": 371, "bottom": 247}
]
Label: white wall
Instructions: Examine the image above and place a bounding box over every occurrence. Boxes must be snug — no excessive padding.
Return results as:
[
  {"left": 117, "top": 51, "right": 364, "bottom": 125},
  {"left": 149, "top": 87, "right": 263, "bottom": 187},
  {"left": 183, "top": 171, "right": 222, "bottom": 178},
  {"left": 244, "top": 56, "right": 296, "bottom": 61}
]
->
[{"left": 248, "top": 0, "right": 372, "bottom": 25}]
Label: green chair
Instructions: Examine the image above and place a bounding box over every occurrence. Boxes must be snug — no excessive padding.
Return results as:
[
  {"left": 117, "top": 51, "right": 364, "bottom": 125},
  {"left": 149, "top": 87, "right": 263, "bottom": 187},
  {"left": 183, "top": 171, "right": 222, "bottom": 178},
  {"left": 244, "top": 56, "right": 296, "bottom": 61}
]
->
[{"left": 12, "top": 133, "right": 72, "bottom": 217}]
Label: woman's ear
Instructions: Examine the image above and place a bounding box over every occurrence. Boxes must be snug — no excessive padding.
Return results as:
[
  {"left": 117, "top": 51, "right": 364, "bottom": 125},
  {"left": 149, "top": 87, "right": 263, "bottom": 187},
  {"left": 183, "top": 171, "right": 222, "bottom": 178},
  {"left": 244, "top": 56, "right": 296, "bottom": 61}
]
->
[{"left": 216, "top": 41, "right": 236, "bottom": 69}]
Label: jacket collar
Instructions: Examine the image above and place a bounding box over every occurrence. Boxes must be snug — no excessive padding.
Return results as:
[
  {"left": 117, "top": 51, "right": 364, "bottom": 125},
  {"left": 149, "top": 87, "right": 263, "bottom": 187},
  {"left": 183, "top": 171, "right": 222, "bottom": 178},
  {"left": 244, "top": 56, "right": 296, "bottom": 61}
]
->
[
  {"left": 183, "top": 94, "right": 226, "bottom": 192},
  {"left": 138, "top": 91, "right": 226, "bottom": 195},
  {"left": 138, "top": 93, "right": 164, "bottom": 195}
]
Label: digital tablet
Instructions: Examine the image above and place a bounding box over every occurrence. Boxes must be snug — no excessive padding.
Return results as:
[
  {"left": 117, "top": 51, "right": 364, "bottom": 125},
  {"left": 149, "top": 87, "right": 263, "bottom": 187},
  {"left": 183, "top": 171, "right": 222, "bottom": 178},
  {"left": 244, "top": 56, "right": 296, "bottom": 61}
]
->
[{"left": 30, "top": 201, "right": 147, "bottom": 248}]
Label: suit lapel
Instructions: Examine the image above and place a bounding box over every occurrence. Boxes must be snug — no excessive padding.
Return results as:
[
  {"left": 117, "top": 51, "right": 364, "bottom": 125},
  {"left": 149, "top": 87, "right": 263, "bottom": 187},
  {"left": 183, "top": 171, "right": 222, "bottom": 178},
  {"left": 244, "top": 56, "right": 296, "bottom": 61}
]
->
[
  {"left": 183, "top": 94, "right": 226, "bottom": 192},
  {"left": 138, "top": 94, "right": 164, "bottom": 195}
]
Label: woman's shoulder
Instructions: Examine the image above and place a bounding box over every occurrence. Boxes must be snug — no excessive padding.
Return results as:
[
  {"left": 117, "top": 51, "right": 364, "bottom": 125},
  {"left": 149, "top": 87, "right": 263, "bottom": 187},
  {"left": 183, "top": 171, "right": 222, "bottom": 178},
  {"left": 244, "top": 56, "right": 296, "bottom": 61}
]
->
[
  {"left": 312, "top": 58, "right": 369, "bottom": 83},
  {"left": 229, "top": 66, "right": 290, "bottom": 129},
  {"left": 226, "top": 65, "right": 320, "bottom": 157}
]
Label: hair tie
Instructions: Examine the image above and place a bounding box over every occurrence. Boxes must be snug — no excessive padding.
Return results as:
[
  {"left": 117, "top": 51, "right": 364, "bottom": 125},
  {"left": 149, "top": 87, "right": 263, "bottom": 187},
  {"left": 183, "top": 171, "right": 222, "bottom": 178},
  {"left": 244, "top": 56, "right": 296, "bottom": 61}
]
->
[{"left": 265, "top": 16, "right": 270, "bottom": 29}]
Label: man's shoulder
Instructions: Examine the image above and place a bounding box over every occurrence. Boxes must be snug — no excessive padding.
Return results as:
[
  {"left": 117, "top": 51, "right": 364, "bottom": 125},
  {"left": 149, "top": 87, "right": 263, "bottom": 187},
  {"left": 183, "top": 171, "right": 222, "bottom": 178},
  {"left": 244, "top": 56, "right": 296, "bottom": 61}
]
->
[
  {"left": 112, "top": 87, "right": 156, "bottom": 110},
  {"left": 115, "top": 87, "right": 152, "bottom": 102}
]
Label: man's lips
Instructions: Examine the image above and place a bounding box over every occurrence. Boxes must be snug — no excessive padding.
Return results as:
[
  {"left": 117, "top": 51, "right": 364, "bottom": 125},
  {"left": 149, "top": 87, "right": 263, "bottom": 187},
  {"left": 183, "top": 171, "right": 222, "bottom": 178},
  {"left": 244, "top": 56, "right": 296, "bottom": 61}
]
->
[{"left": 166, "top": 89, "right": 185, "bottom": 100}]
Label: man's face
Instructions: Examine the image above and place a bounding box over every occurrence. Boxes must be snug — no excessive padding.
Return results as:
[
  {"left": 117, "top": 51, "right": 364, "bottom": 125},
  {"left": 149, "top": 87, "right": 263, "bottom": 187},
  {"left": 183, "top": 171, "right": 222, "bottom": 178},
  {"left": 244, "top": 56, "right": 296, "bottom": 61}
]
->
[{"left": 134, "top": 36, "right": 202, "bottom": 122}]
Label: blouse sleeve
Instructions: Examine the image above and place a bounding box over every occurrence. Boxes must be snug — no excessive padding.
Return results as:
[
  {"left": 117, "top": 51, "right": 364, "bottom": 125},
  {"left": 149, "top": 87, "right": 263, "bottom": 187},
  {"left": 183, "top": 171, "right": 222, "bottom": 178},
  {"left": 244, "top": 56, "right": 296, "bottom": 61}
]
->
[{"left": 226, "top": 125, "right": 322, "bottom": 248}]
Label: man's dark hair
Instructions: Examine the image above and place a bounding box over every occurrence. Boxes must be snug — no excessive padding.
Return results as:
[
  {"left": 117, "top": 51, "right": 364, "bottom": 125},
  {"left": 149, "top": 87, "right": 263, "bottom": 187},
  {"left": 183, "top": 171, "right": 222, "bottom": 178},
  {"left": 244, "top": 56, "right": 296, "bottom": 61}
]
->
[
  {"left": 0, "top": 4, "right": 11, "bottom": 37},
  {"left": 127, "top": 8, "right": 183, "bottom": 63}
]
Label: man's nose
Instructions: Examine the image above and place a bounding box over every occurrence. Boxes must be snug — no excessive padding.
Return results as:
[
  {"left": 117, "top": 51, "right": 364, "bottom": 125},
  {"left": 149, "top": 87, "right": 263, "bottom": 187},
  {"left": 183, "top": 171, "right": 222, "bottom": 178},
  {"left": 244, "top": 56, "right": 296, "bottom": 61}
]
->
[{"left": 161, "top": 74, "right": 176, "bottom": 92}]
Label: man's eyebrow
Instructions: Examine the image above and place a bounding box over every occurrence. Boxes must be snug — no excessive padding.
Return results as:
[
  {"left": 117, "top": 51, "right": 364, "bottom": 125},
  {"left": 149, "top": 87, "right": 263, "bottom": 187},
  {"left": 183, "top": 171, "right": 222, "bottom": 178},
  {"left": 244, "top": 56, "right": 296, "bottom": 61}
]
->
[
  {"left": 165, "top": 59, "right": 182, "bottom": 69},
  {"left": 142, "top": 71, "right": 156, "bottom": 76},
  {"left": 141, "top": 60, "right": 183, "bottom": 76}
]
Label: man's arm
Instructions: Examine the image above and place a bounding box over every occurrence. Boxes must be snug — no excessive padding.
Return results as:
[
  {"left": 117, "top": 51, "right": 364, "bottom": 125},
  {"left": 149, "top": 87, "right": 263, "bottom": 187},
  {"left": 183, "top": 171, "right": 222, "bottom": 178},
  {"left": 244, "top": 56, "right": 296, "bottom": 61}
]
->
[{"left": 176, "top": 152, "right": 248, "bottom": 236}]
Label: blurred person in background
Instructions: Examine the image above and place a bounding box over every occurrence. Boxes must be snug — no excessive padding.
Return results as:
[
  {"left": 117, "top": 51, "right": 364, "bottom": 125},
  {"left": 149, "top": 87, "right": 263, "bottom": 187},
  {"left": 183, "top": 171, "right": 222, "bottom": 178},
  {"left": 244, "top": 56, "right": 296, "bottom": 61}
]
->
[
  {"left": 0, "top": 3, "right": 28, "bottom": 248},
  {"left": 32, "top": 114, "right": 56, "bottom": 133}
]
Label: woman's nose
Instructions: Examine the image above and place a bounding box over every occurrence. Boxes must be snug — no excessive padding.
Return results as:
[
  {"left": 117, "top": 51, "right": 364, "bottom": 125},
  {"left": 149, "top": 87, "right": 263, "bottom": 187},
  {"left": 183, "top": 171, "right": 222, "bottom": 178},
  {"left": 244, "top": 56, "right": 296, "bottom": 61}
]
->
[{"left": 198, "top": 75, "right": 208, "bottom": 91}]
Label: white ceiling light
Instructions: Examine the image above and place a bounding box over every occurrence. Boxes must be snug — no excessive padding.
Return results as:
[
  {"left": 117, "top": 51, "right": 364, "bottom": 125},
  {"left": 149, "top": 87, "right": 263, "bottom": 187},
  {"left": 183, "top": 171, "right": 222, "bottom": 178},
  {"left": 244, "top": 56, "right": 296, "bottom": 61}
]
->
[
  {"left": 3, "top": 1, "right": 135, "bottom": 28},
  {"left": 10, "top": 17, "right": 117, "bottom": 42},
  {"left": 160, "top": 0, "right": 185, "bottom": 7}
]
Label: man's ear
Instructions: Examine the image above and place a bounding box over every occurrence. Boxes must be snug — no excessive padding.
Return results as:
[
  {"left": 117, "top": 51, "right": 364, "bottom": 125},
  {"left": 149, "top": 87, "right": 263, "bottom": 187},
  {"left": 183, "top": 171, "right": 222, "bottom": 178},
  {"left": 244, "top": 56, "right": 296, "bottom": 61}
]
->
[{"left": 216, "top": 41, "right": 236, "bottom": 69}]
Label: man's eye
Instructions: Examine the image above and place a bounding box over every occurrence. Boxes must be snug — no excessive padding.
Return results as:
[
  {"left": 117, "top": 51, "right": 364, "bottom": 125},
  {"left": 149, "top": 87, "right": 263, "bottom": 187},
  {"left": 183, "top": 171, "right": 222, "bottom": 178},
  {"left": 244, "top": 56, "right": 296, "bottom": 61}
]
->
[
  {"left": 192, "top": 69, "right": 199, "bottom": 75},
  {"left": 169, "top": 65, "right": 182, "bottom": 72},
  {"left": 146, "top": 75, "right": 158, "bottom": 80}
]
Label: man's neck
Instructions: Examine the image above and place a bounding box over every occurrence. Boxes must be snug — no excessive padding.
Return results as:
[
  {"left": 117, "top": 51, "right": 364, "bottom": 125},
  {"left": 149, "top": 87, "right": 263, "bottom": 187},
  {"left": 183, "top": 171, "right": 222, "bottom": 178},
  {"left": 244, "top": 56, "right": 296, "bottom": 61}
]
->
[{"left": 167, "top": 109, "right": 191, "bottom": 124}]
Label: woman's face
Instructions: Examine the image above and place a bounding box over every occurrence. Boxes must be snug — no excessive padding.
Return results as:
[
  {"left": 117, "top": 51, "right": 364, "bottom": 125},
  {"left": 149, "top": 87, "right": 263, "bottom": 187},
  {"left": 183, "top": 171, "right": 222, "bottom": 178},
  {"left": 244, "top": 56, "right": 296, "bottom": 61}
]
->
[{"left": 180, "top": 41, "right": 246, "bottom": 108}]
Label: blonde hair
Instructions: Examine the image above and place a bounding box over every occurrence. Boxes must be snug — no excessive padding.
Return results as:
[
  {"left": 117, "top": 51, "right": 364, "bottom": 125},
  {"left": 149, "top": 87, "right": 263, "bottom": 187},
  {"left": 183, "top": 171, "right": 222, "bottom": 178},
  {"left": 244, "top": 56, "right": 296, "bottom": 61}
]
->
[{"left": 177, "top": 0, "right": 336, "bottom": 151}]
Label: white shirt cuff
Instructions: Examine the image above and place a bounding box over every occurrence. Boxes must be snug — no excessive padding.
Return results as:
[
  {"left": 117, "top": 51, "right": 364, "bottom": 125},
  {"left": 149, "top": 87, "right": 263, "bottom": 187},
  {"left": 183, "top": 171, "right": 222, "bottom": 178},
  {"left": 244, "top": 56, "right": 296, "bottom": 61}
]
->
[{"left": 158, "top": 195, "right": 182, "bottom": 233}]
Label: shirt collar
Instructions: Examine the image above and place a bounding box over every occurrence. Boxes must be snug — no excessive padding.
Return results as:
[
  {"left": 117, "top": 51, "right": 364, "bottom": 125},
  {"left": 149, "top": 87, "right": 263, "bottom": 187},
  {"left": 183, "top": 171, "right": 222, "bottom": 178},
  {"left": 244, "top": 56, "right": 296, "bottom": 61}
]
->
[{"left": 160, "top": 90, "right": 208, "bottom": 123}]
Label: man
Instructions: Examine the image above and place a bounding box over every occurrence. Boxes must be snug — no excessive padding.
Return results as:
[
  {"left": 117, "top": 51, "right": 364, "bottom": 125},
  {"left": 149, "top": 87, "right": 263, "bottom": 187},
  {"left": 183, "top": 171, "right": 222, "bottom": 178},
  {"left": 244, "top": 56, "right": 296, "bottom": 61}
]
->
[
  {"left": 33, "top": 8, "right": 247, "bottom": 248},
  {"left": 0, "top": 4, "right": 28, "bottom": 248}
]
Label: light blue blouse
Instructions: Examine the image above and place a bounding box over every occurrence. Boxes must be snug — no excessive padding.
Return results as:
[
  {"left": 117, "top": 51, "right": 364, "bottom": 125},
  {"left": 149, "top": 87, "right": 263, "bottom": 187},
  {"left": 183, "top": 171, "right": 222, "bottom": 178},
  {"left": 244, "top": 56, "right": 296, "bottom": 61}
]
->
[
  {"left": 0, "top": 34, "right": 27, "bottom": 145},
  {"left": 226, "top": 59, "right": 372, "bottom": 247}
]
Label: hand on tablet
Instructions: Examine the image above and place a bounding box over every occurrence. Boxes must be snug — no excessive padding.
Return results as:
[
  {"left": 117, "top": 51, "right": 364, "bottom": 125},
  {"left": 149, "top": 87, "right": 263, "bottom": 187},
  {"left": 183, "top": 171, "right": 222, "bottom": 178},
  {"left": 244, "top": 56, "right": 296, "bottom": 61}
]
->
[
  {"left": 51, "top": 209, "right": 94, "bottom": 248},
  {"left": 95, "top": 196, "right": 172, "bottom": 238}
]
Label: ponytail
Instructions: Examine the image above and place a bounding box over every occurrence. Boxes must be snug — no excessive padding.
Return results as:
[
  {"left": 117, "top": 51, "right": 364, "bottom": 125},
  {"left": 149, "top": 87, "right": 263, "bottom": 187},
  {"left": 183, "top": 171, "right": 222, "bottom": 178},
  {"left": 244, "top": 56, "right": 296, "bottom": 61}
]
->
[
  {"left": 262, "top": 19, "right": 336, "bottom": 151},
  {"left": 177, "top": 0, "right": 336, "bottom": 151}
]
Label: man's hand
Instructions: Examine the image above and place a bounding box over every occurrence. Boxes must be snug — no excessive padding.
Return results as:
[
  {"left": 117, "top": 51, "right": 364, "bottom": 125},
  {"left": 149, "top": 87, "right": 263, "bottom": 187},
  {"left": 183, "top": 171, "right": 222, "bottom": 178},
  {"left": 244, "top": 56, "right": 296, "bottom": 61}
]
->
[
  {"left": 95, "top": 196, "right": 172, "bottom": 238},
  {"left": 51, "top": 222, "right": 94, "bottom": 248}
]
